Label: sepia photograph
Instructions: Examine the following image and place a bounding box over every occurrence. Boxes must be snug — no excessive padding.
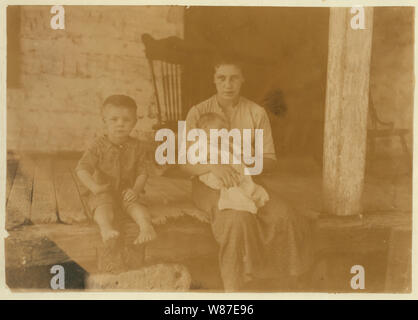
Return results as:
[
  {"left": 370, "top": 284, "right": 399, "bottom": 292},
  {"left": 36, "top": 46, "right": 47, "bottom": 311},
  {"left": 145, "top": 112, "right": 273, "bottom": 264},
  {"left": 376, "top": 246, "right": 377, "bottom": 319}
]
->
[{"left": 2, "top": 3, "right": 414, "bottom": 294}]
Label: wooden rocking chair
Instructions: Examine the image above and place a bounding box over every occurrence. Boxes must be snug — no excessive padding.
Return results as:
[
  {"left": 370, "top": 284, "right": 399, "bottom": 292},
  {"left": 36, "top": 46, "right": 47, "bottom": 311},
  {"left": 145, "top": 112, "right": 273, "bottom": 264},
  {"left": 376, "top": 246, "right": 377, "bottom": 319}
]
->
[
  {"left": 142, "top": 33, "right": 190, "bottom": 132},
  {"left": 367, "top": 93, "right": 411, "bottom": 169}
]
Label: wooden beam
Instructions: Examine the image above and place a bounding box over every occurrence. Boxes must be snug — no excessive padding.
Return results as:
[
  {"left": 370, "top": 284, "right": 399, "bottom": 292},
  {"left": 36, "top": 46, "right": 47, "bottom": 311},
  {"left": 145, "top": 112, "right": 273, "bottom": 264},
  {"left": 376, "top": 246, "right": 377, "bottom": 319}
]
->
[
  {"left": 323, "top": 7, "right": 374, "bottom": 216},
  {"left": 5, "top": 216, "right": 218, "bottom": 273},
  {"left": 6, "top": 212, "right": 410, "bottom": 268}
]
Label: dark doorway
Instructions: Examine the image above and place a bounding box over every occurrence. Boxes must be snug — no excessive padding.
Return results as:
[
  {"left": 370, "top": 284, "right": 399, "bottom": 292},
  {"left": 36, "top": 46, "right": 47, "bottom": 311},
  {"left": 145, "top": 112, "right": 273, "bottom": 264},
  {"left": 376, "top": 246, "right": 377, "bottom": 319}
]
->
[{"left": 183, "top": 7, "right": 329, "bottom": 158}]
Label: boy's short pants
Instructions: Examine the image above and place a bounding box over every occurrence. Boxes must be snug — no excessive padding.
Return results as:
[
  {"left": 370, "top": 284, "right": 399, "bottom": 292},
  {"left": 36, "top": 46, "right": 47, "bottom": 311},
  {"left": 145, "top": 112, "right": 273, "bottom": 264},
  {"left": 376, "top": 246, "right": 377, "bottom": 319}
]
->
[{"left": 85, "top": 191, "right": 147, "bottom": 220}]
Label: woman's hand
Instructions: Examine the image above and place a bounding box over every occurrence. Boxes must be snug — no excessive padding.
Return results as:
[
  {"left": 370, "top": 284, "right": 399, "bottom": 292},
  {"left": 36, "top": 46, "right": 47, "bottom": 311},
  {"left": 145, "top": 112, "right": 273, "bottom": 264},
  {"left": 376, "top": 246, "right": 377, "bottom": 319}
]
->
[{"left": 210, "top": 165, "right": 241, "bottom": 188}]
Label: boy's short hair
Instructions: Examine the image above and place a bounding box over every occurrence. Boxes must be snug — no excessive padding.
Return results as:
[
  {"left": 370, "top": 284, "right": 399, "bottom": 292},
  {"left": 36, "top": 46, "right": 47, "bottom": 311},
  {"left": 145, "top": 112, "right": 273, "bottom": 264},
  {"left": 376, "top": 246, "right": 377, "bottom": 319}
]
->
[
  {"left": 197, "top": 112, "right": 229, "bottom": 129},
  {"left": 102, "top": 95, "right": 137, "bottom": 116}
]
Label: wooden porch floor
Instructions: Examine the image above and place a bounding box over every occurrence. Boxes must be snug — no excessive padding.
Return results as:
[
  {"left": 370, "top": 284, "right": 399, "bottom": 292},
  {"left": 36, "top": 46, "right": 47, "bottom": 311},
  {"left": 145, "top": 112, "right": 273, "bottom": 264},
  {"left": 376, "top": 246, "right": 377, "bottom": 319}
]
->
[
  {"left": 4, "top": 152, "right": 413, "bottom": 292},
  {"left": 5, "top": 152, "right": 206, "bottom": 230},
  {"left": 6, "top": 153, "right": 87, "bottom": 228}
]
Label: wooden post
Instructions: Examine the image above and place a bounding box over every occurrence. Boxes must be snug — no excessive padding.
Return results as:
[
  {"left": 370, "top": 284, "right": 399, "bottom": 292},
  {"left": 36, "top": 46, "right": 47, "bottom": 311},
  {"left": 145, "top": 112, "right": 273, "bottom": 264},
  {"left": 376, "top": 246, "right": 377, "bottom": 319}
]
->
[{"left": 323, "top": 7, "right": 374, "bottom": 216}]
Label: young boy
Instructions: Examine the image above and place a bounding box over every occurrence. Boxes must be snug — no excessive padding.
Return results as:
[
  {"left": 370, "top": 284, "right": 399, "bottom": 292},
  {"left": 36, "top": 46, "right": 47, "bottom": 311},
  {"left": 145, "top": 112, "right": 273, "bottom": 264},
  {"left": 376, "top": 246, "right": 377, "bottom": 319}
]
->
[
  {"left": 196, "top": 112, "right": 269, "bottom": 214},
  {"left": 76, "top": 95, "right": 156, "bottom": 246}
]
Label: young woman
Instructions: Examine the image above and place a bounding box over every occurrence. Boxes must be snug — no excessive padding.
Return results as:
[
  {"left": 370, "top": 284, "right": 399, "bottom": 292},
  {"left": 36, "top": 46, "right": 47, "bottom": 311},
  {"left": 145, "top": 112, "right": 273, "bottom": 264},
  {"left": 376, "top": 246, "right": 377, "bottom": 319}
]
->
[{"left": 182, "top": 57, "right": 314, "bottom": 291}]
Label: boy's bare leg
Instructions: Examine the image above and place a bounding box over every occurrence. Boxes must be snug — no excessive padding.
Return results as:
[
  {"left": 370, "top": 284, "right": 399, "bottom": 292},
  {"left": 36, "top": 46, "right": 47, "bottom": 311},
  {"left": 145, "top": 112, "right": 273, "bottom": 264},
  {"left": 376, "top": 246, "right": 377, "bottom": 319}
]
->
[
  {"left": 94, "top": 204, "right": 120, "bottom": 242},
  {"left": 126, "top": 203, "right": 156, "bottom": 245}
]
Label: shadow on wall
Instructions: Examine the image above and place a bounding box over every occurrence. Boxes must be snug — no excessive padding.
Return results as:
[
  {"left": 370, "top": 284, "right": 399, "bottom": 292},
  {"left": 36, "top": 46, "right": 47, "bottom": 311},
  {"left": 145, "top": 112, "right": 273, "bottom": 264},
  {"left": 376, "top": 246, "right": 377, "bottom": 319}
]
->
[{"left": 6, "top": 6, "right": 414, "bottom": 159}]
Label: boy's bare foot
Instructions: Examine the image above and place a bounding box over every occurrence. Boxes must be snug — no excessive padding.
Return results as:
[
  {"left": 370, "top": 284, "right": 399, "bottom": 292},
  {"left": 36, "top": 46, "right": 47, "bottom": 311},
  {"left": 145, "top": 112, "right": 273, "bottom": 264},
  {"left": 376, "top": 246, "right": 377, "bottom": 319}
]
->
[
  {"left": 101, "top": 228, "right": 120, "bottom": 243},
  {"left": 133, "top": 225, "right": 157, "bottom": 245}
]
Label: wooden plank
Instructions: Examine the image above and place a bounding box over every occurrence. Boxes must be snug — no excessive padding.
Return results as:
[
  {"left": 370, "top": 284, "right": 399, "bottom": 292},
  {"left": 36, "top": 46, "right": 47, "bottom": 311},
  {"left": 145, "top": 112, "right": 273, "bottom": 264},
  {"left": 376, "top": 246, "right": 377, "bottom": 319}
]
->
[
  {"left": 5, "top": 225, "right": 72, "bottom": 269},
  {"left": 54, "top": 158, "right": 87, "bottom": 224},
  {"left": 6, "top": 157, "right": 35, "bottom": 230},
  {"left": 6, "top": 159, "right": 18, "bottom": 205},
  {"left": 31, "top": 157, "right": 58, "bottom": 224},
  {"left": 317, "top": 212, "right": 412, "bottom": 230},
  {"left": 323, "top": 7, "right": 374, "bottom": 216}
]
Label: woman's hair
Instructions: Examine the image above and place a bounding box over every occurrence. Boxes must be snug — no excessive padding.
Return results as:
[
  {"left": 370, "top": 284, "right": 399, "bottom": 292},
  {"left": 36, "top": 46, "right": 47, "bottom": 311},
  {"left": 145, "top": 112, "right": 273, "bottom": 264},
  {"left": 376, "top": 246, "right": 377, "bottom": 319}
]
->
[
  {"left": 197, "top": 112, "right": 229, "bottom": 129},
  {"left": 102, "top": 95, "right": 137, "bottom": 115},
  {"left": 211, "top": 54, "right": 245, "bottom": 75}
]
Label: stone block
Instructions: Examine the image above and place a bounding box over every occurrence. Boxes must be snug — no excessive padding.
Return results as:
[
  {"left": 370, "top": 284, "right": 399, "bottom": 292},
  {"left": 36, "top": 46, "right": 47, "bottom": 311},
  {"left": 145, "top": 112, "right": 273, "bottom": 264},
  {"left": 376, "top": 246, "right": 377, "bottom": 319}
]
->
[{"left": 86, "top": 263, "right": 192, "bottom": 291}]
